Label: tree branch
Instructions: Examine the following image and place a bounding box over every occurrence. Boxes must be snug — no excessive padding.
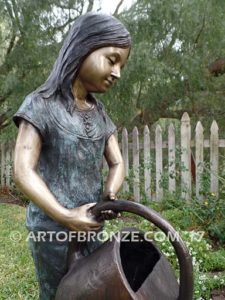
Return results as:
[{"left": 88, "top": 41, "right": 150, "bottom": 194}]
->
[
  {"left": 194, "top": 13, "right": 206, "bottom": 46},
  {"left": 135, "top": 80, "right": 143, "bottom": 108},
  {"left": 6, "top": 33, "right": 16, "bottom": 55},
  {"left": 113, "top": 0, "right": 125, "bottom": 16},
  {"left": 10, "top": 0, "right": 24, "bottom": 35},
  {"left": 86, "top": 0, "right": 94, "bottom": 12},
  {"left": 4, "top": 0, "right": 14, "bottom": 21},
  {"left": 0, "top": 36, "right": 22, "bottom": 75},
  {"left": 0, "top": 109, "right": 12, "bottom": 130},
  {"left": 0, "top": 91, "right": 12, "bottom": 105},
  {"left": 56, "top": 0, "right": 85, "bottom": 14},
  {"left": 51, "top": 16, "right": 78, "bottom": 34}
]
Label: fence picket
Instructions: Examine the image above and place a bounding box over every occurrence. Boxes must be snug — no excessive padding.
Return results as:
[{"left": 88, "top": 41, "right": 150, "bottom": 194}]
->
[
  {"left": 168, "top": 123, "right": 176, "bottom": 193},
  {"left": 1, "top": 143, "right": 5, "bottom": 187},
  {"left": 132, "top": 127, "right": 140, "bottom": 202},
  {"left": 181, "top": 112, "right": 192, "bottom": 200},
  {"left": 1, "top": 113, "right": 224, "bottom": 201},
  {"left": 195, "top": 121, "right": 204, "bottom": 200},
  {"left": 210, "top": 121, "right": 219, "bottom": 197},
  {"left": 122, "top": 128, "right": 129, "bottom": 193},
  {"left": 5, "top": 143, "right": 11, "bottom": 187},
  {"left": 155, "top": 125, "right": 163, "bottom": 201},
  {"left": 143, "top": 125, "right": 151, "bottom": 200},
  {"left": 10, "top": 141, "right": 15, "bottom": 188}
]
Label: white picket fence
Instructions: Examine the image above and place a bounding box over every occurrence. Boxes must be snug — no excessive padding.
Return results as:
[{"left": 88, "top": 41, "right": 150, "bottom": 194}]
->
[{"left": 1, "top": 112, "right": 224, "bottom": 201}]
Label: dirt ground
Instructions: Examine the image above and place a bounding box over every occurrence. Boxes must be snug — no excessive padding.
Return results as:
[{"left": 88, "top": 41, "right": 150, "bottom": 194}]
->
[
  {"left": 211, "top": 289, "right": 225, "bottom": 300},
  {"left": 0, "top": 190, "right": 25, "bottom": 206}
]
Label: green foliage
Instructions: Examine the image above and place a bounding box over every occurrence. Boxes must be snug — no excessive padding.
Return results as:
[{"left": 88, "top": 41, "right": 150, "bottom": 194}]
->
[
  {"left": 0, "top": 0, "right": 99, "bottom": 141},
  {"left": 152, "top": 188, "right": 225, "bottom": 245},
  {"left": 1, "top": 0, "right": 225, "bottom": 139},
  {"left": 194, "top": 273, "right": 225, "bottom": 300},
  {"left": 204, "top": 249, "right": 225, "bottom": 272},
  {"left": 185, "top": 195, "right": 225, "bottom": 244},
  {"left": 156, "top": 231, "right": 225, "bottom": 300},
  {"left": 118, "top": 147, "right": 225, "bottom": 245},
  {"left": 102, "top": 0, "right": 225, "bottom": 131},
  {"left": 0, "top": 204, "right": 38, "bottom": 299}
]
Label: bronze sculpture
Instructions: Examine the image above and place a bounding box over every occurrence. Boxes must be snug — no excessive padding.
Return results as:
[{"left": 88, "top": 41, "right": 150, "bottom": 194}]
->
[
  {"left": 13, "top": 12, "right": 131, "bottom": 299},
  {"left": 55, "top": 201, "right": 193, "bottom": 300},
  {"left": 13, "top": 11, "right": 193, "bottom": 300}
]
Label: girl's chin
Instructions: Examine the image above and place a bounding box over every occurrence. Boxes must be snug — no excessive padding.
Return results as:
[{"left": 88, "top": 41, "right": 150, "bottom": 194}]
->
[
  {"left": 95, "top": 85, "right": 112, "bottom": 93},
  {"left": 86, "top": 81, "right": 112, "bottom": 93}
]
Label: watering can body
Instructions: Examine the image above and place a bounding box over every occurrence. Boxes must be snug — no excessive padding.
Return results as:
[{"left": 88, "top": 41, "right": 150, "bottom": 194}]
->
[
  {"left": 55, "top": 228, "right": 179, "bottom": 300},
  {"left": 56, "top": 200, "right": 193, "bottom": 300}
]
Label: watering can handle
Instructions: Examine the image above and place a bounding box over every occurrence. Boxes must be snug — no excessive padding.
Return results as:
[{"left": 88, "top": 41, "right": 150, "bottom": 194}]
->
[{"left": 91, "top": 200, "right": 193, "bottom": 300}]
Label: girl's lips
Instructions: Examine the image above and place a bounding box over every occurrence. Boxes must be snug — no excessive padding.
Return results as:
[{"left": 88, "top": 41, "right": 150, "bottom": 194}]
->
[{"left": 105, "top": 79, "right": 113, "bottom": 86}]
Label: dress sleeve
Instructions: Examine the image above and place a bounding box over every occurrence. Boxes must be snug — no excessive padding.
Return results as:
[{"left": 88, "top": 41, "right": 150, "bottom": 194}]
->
[
  {"left": 13, "top": 92, "right": 47, "bottom": 140},
  {"left": 99, "top": 102, "right": 116, "bottom": 141}
]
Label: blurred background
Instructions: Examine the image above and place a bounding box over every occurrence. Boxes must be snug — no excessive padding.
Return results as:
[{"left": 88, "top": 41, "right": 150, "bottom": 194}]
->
[{"left": 1, "top": 0, "right": 225, "bottom": 141}]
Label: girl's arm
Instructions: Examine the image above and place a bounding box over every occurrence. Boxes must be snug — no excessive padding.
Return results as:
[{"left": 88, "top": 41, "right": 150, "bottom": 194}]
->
[
  {"left": 14, "top": 120, "right": 102, "bottom": 231},
  {"left": 103, "top": 134, "right": 125, "bottom": 200}
]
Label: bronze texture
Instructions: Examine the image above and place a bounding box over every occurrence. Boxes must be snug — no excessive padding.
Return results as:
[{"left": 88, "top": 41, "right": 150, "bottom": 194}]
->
[{"left": 56, "top": 200, "right": 193, "bottom": 300}]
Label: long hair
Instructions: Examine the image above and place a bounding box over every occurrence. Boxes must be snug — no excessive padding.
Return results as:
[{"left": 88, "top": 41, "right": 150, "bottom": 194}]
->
[{"left": 37, "top": 12, "right": 131, "bottom": 101}]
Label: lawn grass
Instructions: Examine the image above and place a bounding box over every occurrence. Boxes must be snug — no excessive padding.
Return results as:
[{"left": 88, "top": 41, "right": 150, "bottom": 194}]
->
[{"left": 0, "top": 204, "right": 38, "bottom": 299}]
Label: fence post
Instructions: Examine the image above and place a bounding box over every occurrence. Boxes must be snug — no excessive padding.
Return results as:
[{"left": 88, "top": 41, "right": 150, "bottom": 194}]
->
[
  {"left": 5, "top": 142, "right": 11, "bottom": 187},
  {"left": 10, "top": 141, "right": 15, "bottom": 188},
  {"left": 122, "top": 128, "right": 129, "bottom": 193},
  {"left": 168, "top": 123, "right": 176, "bottom": 193},
  {"left": 210, "top": 120, "right": 219, "bottom": 197},
  {"left": 132, "top": 127, "right": 140, "bottom": 202},
  {"left": 155, "top": 125, "right": 163, "bottom": 201},
  {"left": 181, "top": 112, "right": 192, "bottom": 200},
  {"left": 1, "top": 143, "right": 5, "bottom": 187},
  {"left": 195, "top": 121, "right": 204, "bottom": 200},
  {"left": 143, "top": 125, "right": 151, "bottom": 200}
]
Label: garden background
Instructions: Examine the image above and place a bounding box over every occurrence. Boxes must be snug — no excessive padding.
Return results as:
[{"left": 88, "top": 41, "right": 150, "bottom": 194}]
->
[{"left": 0, "top": 0, "right": 225, "bottom": 299}]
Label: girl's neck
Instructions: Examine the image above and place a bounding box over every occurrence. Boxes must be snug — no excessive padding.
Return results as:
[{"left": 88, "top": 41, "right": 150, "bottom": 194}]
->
[{"left": 72, "top": 78, "right": 92, "bottom": 110}]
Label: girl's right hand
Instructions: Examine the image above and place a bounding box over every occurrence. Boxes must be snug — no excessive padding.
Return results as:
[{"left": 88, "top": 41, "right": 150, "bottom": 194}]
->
[{"left": 64, "top": 203, "right": 103, "bottom": 232}]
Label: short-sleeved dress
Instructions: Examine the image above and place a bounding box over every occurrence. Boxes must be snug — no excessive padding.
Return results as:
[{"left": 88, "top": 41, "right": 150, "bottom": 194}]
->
[{"left": 13, "top": 91, "right": 116, "bottom": 299}]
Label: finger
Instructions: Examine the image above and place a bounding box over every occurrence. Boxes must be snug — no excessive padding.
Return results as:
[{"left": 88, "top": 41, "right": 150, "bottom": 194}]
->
[
  {"left": 107, "top": 210, "right": 118, "bottom": 217},
  {"left": 102, "top": 210, "right": 114, "bottom": 214},
  {"left": 86, "top": 220, "right": 103, "bottom": 228},
  {"left": 101, "top": 210, "right": 118, "bottom": 220},
  {"left": 103, "top": 193, "right": 117, "bottom": 201},
  {"left": 108, "top": 193, "right": 116, "bottom": 200},
  {"left": 83, "top": 226, "right": 101, "bottom": 232},
  {"left": 101, "top": 210, "right": 115, "bottom": 218},
  {"left": 87, "top": 218, "right": 103, "bottom": 226},
  {"left": 89, "top": 224, "right": 103, "bottom": 231},
  {"left": 86, "top": 202, "right": 97, "bottom": 209}
]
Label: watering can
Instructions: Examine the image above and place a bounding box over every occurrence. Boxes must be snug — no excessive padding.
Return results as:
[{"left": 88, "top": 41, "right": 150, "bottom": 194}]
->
[{"left": 56, "top": 200, "right": 193, "bottom": 300}]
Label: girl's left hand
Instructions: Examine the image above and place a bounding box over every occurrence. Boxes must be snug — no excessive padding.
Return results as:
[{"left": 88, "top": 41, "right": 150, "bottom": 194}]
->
[{"left": 100, "top": 192, "right": 121, "bottom": 220}]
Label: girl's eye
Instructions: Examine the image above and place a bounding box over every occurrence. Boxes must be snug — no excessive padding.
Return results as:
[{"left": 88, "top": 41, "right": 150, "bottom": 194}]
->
[{"left": 107, "top": 57, "right": 115, "bottom": 65}]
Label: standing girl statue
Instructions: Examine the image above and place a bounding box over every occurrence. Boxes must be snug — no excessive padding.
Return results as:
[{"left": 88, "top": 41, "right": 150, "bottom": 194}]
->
[{"left": 13, "top": 12, "right": 131, "bottom": 299}]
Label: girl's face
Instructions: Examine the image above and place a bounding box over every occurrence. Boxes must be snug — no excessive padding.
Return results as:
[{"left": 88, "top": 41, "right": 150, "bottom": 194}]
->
[{"left": 78, "top": 46, "right": 130, "bottom": 93}]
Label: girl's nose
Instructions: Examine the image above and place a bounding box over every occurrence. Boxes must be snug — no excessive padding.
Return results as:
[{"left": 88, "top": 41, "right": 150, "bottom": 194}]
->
[{"left": 111, "top": 65, "right": 121, "bottom": 79}]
